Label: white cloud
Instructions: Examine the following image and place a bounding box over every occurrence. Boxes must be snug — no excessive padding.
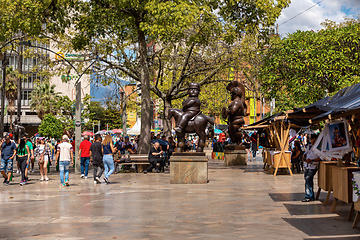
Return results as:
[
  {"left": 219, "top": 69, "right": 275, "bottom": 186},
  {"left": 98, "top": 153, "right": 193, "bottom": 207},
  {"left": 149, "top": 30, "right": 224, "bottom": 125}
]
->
[{"left": 277, "top": 0, "right": 360, "bottom": 36}]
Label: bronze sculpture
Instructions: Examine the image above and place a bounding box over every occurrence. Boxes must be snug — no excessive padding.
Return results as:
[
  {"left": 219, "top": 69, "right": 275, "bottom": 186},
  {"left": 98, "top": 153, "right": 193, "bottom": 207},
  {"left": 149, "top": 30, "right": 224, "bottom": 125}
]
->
[
  {"left": 222, "top": 81, "right": 247, "bottom": 145},
  {"left": 168, "top": 83, "right": 214, "bottom": 152},
  {"left": 12, "top": 116, "right": 26, "bottom": 141}
]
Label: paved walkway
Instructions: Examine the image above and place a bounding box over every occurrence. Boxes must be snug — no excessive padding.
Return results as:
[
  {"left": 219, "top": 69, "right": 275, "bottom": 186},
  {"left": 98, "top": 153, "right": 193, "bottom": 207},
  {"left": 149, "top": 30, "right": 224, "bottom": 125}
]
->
[{"left": 0, "top": 155, "right": 359, "bottom": 240}]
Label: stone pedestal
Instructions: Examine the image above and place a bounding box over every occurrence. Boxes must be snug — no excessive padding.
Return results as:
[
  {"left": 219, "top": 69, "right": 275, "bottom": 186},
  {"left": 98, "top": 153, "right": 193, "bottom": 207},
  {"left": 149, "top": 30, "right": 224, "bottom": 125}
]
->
[
  {"left": 170, "top": 152, "right": 208, "bottom": 184},
  {"left": 224, "top": 145, "right": 247, "bottom": 166}
]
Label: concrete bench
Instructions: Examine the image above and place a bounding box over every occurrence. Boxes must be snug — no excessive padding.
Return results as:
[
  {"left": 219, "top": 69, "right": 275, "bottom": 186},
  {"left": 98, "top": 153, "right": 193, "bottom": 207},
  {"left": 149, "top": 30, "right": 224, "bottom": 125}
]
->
[{"left": 115, "top": 154, "right": 150, "bottom": 173}]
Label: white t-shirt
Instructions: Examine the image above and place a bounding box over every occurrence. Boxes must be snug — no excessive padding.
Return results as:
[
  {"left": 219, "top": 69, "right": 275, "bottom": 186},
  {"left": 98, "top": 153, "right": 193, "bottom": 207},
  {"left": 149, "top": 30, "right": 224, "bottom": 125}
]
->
[
  {"left": 304, "top": 145, "right": 321, "bottom": 170},
  {"left": 57, "top": 142, "right": 73, "bottom": 161}
]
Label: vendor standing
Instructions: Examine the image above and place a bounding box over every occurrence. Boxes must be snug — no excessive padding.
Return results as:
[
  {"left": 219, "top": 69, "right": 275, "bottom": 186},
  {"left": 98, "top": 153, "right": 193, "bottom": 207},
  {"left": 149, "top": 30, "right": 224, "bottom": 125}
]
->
[{"left": 302, "top": 134, "right": 322, "bottom": 202}]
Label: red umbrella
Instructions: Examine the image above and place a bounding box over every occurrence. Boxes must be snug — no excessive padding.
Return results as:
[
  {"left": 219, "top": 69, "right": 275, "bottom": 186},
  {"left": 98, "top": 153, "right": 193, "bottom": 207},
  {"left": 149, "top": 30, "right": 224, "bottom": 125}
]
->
[
  {"left": 112, "top": 129, "right": 123, "bottom": 134},
  {"left": 82, "top": 131, "right": 94, "bottom": 136}
]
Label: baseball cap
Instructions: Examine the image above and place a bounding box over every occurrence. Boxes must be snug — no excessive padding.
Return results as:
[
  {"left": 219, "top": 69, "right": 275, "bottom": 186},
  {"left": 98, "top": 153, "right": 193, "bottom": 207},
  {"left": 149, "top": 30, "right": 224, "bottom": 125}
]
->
[
  {"left": 62, "top": 135, "right": 69, "bottom": 141},
  {"left": 5, "top": 135, "right": 10, "bottom": 140}
]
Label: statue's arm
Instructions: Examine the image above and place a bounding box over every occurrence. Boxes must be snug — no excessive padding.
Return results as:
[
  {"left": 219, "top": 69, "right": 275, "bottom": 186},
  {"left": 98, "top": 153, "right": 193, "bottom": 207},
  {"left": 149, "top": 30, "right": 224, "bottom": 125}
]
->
[
  {"left": 228, "top": 101, "right": 243, "bottom": 115},
  {"left": 182, "top": 99, "right": 196, "bottom": 109}
]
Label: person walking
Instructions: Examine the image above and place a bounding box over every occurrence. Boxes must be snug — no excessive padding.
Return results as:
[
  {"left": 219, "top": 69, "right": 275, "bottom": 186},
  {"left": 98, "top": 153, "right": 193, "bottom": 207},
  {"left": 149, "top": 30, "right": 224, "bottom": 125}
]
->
[
  {"left": 78, "top": 135, "right": 92, "bottom": 178},
  {"left": 143, "top": 142, "right": 163, "bottom": 174},
  {"left": 250, "top": 132, "right": 258, "bottom": 160},
  {"left": 90, "top": 134, "right": 104, "bottom": 184},
  {"left": 302, "top": 134, "right": 322, "bottom": 202},
  {"left": 16, "top": 137, "right": 30, "bottom": 186},
  {"left": 0, "top": 135, "right": 17, "bottom": 185},
  {"left": 55, "top": 135, "right": 74, "bottom": 186},
  {"left": 102, "top": 135, "right": 116, "bottom": 184},
  {"left": 34, "top": 138, "right": 51, "bottom": 181},
  {"left": 243, "top": 134, "right": 252, "bottom": 162},
  {"left": 24, "top": 136, "right": 34, "bottom": 180}
]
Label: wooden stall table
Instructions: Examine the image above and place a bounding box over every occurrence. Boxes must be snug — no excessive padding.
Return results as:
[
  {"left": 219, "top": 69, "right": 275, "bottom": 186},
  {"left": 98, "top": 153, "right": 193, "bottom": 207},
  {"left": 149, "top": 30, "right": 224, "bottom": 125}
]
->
[
  {"left": 330, "top": 165, "right": 359, "bottom": 222},
  {"left": 316, "top": 161, "right": 338, "bottom": 205},
  {"left": 263, "top": 148, "right": 275, "bottom": 172},
  {"left": 272, "top": 151, "right": 292, "bottom": 176}
]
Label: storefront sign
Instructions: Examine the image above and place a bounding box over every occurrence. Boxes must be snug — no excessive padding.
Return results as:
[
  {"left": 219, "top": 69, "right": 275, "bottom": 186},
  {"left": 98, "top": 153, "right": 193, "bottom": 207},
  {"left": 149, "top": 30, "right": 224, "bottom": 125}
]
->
[{"left": 55, "top": 51, "right": 84, "bottom": 60}]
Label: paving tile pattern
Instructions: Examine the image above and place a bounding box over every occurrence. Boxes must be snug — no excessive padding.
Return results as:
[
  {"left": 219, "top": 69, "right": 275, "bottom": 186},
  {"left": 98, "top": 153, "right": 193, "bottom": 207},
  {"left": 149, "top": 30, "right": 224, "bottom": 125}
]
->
[{"left": 0, "top": 155, "right": 359, "bottom": 240}]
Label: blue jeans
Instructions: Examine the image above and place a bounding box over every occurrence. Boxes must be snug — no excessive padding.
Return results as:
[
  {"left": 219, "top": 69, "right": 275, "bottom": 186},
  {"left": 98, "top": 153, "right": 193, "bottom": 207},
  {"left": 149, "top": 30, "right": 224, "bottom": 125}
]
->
[
  {"left": 0, "top": 157, "right": 13, "bottom": 173},
  {"left": 59, "top": 161, "right": 70, "bottom": 184},
  {"left": 80, "top": 157, "right": 90, "bottom": 176},
  {"left": 103, "top": 154, "right": 114, "bottom": 179},
  {"left": 304, "top": 168, "right": 318, "bottom": 200}
]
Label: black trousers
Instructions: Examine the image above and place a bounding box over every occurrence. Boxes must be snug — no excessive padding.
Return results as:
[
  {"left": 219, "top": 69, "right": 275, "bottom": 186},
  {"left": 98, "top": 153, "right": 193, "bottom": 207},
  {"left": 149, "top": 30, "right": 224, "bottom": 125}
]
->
[
  {"left": 146, "top": 158, "right": 165, "bottom": 172},
  {"left": 17, "top": 156, "right": 27, "bottom": 181},
  {"left": 93, "top": 163, "right": 104, "bottom": 179}
]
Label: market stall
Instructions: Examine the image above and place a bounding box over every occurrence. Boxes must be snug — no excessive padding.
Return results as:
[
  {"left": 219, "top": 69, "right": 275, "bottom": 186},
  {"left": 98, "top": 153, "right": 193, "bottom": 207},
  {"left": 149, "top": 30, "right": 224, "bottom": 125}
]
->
[{"left": 243, "top": 113, "right": 303, "bottom": 176}]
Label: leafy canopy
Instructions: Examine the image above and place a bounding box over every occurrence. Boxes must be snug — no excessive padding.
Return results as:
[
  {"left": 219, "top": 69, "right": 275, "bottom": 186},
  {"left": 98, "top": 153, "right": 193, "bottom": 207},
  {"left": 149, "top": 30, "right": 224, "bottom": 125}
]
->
[
  {"left": 38, "top": 114, "right": 64, "bottom": 139},
  {"left": 259, "top": 18, "right": 360, "bottom": 112}
]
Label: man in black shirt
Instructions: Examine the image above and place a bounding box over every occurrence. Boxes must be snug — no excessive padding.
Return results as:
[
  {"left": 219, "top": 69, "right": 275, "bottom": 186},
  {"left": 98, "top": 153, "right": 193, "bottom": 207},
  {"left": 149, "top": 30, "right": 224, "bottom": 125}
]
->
[
  {"left": 90, "top": 134, "right": 104, "bottom": 184},
  {"left": 144, "top": 142, "right": 163, "bottom": 174}
]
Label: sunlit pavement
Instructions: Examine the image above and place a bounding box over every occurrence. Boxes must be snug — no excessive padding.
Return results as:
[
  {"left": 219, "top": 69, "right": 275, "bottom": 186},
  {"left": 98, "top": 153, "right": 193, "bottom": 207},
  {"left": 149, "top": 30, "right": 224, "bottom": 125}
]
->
[{"left": 0, "top": 153, "right": 359, "bottom": 240}]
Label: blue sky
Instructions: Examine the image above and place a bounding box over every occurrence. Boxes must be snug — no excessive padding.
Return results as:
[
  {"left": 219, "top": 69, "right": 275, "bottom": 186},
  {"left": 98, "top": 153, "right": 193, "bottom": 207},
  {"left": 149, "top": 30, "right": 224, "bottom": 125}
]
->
[{"left": 277, "top": 0, "right": 360, "bottom": 36}]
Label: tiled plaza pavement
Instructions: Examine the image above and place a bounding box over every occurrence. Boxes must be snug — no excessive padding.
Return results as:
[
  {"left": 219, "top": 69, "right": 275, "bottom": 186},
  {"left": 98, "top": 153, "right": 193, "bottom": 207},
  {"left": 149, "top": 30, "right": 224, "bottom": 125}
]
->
[{"left": 0, "top": 154, "right": 359, "bottom": 240}]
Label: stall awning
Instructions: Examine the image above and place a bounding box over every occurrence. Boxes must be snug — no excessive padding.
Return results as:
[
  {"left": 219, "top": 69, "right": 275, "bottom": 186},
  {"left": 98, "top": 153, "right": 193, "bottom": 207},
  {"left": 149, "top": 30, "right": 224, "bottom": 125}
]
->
[{"left": 287, "top": 82, "right": 360, "bottom": 124}]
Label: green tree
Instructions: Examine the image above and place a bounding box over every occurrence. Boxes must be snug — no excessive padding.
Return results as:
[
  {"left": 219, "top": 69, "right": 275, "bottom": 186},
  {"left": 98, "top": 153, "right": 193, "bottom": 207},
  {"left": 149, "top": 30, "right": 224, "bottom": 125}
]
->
[
  {"left": 38, "top": 114, "right": 64, "bottom": 139},
  {"left": 71, "top": 0, "right": 289, "bottom": 146},
  {"left": 30, "top": 83, "right": 60, "bottom": 120},
  {"left": 259, "top": 18, "right": 360, "bottom": 112}
]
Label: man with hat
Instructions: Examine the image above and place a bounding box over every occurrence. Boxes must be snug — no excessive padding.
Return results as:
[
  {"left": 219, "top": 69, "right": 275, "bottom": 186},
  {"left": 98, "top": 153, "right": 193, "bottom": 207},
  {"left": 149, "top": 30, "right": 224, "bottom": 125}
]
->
[
  {"left": 0, "top": 135, "right": 17, "bottom": 185},
  {"left": 174, "top": 82, "right": 201, "bottom": 133}
]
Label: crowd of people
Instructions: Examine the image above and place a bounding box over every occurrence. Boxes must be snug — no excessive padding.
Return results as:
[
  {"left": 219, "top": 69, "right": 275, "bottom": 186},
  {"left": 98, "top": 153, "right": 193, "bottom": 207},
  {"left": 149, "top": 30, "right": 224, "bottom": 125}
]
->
[{"left": 0, "top": 132, "right": 180, "bottom": 187}]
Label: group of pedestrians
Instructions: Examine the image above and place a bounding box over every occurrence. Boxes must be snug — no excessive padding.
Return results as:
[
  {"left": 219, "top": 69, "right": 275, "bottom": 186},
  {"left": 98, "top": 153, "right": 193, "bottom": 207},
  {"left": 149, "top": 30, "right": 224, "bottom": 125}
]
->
[{"left": 1, "top": 131, "right": 176, "bottom": 187}]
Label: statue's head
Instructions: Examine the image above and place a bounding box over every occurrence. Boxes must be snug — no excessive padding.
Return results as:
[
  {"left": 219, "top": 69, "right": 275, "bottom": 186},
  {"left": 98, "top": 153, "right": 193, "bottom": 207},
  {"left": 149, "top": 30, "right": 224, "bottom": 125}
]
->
[
  {"left": 226, "top": 81, "right": 244, "bottom": 101},
  {"left": 188, "top": 82, "right": 200, "bottom": 97}
]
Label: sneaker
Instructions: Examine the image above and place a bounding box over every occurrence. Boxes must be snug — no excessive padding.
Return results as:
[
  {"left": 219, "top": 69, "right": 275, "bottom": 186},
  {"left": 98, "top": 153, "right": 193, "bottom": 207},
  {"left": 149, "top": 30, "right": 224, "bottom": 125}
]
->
[
  {"left": 143, "top": 170, "right": 147, "bottom": 174},
  {"left": 4, "top": 181, "right": 9, "bottom": 186},
  {"left": 3, "top": 177, "right": 6, "bottom": 184},
  {"left": 16, "top": 170, "right": 20, "bottom": 174},
  {"left": 94, "top": 181, "right": 97, "bottom": 184},
  {"left": 84, "top": 176, "right": 88, "bottom": 179},
  {"left": 301, "top": 198, "right": 312, "bottom": 202},
  {"left": 60, "top": 184, "right": 65, "bottom": 187},
  {"left": 104, "top": 177, "right": 110, "bottom": 184},
  {"left": 20, "top": 181, "right": 26, "bottom": 186},
  {"left": 45, "top": 177, "right": 49, "bottom": 181},
  {"left": 95, "top": 177, "right": 101, "bottom": 184},
  {"left": 65, "top": 181, "right": 70, "bottom": 186},
  {"left": 40, "top": 178, "right": 44, "bottom": 181},
  {"left": 80, "top": 174, "right": 85, "bottom": 178}
]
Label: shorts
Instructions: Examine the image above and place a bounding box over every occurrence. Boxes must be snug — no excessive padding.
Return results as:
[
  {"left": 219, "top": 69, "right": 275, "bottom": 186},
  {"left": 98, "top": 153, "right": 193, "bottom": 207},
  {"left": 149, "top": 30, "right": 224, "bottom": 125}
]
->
[{"left": 0, "top": 158, "right": 13, "bottom": 173}]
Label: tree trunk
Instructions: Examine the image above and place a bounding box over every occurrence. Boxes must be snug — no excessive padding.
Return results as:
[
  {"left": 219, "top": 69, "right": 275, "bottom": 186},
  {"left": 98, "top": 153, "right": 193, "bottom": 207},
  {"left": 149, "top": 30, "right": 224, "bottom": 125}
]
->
[
  {"left": 137, "top": 27, "right": 151, "bottom": 154},
  {"left": 0, "top": 52, "right": 6, "bottom": 137},
  {"left": 163, "top": 97, "right": 172, "bottom": 138},
  {"left": 122, "top": 100, "right": 127, "bottom": 136},
  {"left": 17, "top": 47, "right": 23, "bottom": 123}
]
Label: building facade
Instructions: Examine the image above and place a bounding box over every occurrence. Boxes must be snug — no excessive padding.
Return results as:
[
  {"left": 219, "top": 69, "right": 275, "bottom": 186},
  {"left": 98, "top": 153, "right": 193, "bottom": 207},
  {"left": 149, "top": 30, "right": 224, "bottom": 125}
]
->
[{"left": 0, "top": 41, "right": 90, "bottom": 136}]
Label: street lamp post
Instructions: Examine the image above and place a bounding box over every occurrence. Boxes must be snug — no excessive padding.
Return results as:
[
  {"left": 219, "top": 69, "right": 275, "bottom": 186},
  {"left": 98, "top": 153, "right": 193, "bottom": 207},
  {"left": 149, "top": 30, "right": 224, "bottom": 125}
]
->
[{"left": 19, "top": 41, "right": 97, "bottom": 173}]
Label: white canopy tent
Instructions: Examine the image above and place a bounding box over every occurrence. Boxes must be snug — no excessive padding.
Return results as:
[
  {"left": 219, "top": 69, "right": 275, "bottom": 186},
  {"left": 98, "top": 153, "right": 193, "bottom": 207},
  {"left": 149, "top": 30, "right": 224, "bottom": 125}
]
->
[{"left": 127, "top": 118, "right": 141, "bottom": 135}]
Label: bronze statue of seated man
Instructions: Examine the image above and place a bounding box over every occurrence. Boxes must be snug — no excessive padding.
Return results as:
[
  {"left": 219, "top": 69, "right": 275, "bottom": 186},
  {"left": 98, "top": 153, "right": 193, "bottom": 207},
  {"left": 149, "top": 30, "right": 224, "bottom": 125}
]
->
[{"left": 174, "top": 82, "right": 201, "bottom": 133}]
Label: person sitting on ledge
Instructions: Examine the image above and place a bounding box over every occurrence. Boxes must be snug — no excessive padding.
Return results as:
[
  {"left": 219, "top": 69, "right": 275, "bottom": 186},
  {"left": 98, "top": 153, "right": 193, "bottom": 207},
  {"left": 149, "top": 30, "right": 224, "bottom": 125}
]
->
[{"left": 144, "top": 142, "right": 163, "bottom": 174}]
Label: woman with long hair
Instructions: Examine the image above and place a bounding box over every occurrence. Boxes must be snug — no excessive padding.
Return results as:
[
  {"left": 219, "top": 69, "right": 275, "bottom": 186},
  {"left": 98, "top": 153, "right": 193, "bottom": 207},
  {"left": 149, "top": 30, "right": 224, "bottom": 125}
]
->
[
  {"left": 102, "top": 135, "right": 116, "bottom": 184},
  {"left": 17, "top": 137, "right": 30, "bottom": 185},
  {"left": 34, "top": 138, "right": 51, "bottom": 181}
]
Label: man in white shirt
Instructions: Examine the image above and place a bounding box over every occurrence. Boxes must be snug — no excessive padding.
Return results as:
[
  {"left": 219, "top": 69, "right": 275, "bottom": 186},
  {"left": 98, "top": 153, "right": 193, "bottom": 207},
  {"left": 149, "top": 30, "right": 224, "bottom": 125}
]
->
[
  {"left": 302, "top": 134, "right": 322, "bottom": 202},
  {"left": 56, "top": 135, "right": 74, "bottom": 186}
]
